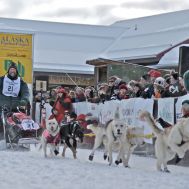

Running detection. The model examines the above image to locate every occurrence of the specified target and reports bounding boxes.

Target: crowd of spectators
[33,69,188,132]
[34,69,187,106]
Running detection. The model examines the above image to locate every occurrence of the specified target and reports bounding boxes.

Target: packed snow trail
[0,146,188,189]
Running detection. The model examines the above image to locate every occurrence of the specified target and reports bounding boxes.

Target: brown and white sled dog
[139,110,189,172]
[41,118,61,158]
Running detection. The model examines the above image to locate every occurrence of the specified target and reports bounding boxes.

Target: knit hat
[182,100,189,106]
[141,74,150,81]
[183,70,189,92]
[85,114,99,125]
[108,75,118,82]
[70,112,77,119]
[163,74,171,80]
[148,70,161,78]
[8,62,18,72]
[97,83,109,90]
[64,110,70,115]
[77,114,86,121]
[154,77,165,88]
[171,72,178,80]
[133,82,142,89]
[163,74,171,84]
[165,77,171,84]
[56,87,66,94]
[7,62,19,79]
[119,84,127,90]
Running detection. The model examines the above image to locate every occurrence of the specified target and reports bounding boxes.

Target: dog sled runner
[0,105,42,149]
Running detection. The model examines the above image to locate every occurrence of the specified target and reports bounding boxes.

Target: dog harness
[112,131,118,141]
[43,130,61,145]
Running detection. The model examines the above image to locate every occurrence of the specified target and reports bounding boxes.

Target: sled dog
[88,118,129,167]
[139,110,189,172]
[41,118,60,158]
[60,121,84,159]
[88,121,144,167]
[116,126,145,165]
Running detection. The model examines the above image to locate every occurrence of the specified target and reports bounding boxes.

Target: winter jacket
[49,95,73,124]
[0,75,30,110]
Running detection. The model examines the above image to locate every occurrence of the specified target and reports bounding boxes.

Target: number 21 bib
[2,76,21,97]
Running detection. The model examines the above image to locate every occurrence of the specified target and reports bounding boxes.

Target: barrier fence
[35,94,189,144]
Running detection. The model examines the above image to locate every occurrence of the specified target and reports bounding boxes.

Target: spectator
[75,87,86,102]
[49,107,64,125]
[169,72,184,97]
[97,83,111,103]
[178,76,187,95]
[132,82,145,98]
[64,87,70,94]
[153,77,167,98]
[127,80,137,98]
[49,88,57,106]
[140,74,153,98]
[144,70,161,98]
[68,90,77,103]
[77,114,87,129]
[183,70,189,93]
[49,87,72,124]
[148,69,161,82]
[84,86,95,102]
[116,84,129,100]
[108,75,126,98]
[140,74,151,88]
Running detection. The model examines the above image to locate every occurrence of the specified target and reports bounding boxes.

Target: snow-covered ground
[0,144,189,189]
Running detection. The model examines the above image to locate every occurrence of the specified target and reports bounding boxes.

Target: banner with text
[176,94,189,120]
[0,33,33,84]
[158,98,175,125]
[35,95,189,144]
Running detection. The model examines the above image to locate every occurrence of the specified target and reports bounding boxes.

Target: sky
[0,0,189,25]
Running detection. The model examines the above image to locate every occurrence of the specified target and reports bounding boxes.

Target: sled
[0,105,42,150]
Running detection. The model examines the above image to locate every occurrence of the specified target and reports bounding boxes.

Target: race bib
[21,119,40,130]
[2,76,21,97]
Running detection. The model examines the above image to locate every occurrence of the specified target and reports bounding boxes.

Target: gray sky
[0,0,189,25]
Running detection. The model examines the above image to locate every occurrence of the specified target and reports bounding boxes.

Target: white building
[0,9,189,88]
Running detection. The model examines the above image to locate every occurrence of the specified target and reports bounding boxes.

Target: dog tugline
[60,111,84,159]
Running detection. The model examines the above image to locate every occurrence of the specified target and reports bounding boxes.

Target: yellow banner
[0,33,33,83]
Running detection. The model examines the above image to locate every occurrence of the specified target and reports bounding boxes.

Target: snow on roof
[0,9,189,73]
[105,9,189,60]
[0,17,126,74]
[103,28,189,60]
[112,9,189,34]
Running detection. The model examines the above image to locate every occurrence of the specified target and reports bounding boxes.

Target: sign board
[0,33,33,84]
[36,80,47,92]
[49,74,94,86]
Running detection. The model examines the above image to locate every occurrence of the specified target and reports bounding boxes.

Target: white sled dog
[87,119,128,167]
[139,110,189,172]
[87,108,143,167]
[41,118,61,158]
[88,121,144,167]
